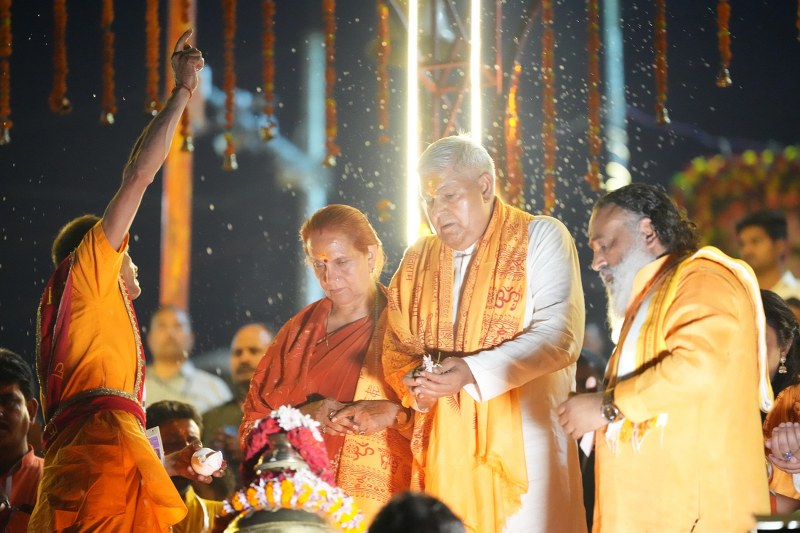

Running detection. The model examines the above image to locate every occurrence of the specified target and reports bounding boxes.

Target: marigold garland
[323,0,340,167]
[504,61,523,208]
[260,0,276,141]
[100,0,116,125]
[716,0,732,88]
[585,0,603,190]
[541,0,556,214]
[49,0,71,114]
[222,0,237,169]
[0,0,12,145]
[144,0,161,115]
[376,0,390,145]
[654,0,670,124]
[179,0,194,152]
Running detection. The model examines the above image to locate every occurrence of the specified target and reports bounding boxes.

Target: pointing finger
[174,28,193,55]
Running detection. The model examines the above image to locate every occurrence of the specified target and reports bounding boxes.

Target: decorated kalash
[214,406,366,533]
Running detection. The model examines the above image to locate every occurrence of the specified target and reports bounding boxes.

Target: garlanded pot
[217,406,365,533]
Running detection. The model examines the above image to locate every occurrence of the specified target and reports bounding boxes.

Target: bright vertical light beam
[406,0,420,245]
[470,0,482,142]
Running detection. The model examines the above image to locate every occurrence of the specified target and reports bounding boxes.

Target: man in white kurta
[384,134,586,533]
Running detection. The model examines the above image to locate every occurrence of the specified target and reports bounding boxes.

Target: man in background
[201,323,273,498]
[145,306,232,414]
[147,400,223,533]
[0,349,42,533]
[737,210,800,300]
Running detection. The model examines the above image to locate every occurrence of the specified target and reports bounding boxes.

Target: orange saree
[241,286,411,520]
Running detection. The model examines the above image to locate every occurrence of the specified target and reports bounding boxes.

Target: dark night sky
[1,1,798,368]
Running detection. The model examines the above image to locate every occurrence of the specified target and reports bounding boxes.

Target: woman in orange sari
[240,204,412,520]
[761,289,800,513]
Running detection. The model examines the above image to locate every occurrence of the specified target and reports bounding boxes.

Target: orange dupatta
[384,198,530,533]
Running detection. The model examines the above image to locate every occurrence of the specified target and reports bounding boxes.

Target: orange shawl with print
[241,287,411,521]
[384,198,530,533]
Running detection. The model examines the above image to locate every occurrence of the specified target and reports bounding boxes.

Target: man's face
[0,383,36,452]
[230,325,272,386]
[159,417,201,491]
[589,205,657,321]
[147,309,193,363]
[737,225,782,276]
[419,167,494,251]
[121,250,141,300]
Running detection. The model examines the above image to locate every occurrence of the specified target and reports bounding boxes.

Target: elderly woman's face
[306,229,376,307]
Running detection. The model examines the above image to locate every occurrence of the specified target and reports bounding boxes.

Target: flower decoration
[241,405,332,485]
[671,146,800,254]
[221,469,365,533]
[220,405,365,533]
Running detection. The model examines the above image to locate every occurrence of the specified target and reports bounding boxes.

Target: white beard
[601,240,657,342]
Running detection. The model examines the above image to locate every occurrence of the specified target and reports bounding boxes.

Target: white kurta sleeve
[462,216,585,402]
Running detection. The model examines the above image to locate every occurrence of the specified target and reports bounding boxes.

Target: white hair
[418,133,496,182]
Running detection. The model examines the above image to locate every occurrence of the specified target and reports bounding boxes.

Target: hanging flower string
[222,0,238,169]
[376,0,390,145]
[654,0,670,124]
[541,0,557,214]
[323,0,340,167]
[504,61,523,208]
[144,0,161,115]
[0,0,11,145]
[100,0,116,125]
[260,0,276,141]
[716,0,731,87]
[49,0,71,114]
[585,0,603,190]
[178,0,194,151]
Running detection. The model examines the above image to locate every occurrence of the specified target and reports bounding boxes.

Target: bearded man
[558,183,773,532]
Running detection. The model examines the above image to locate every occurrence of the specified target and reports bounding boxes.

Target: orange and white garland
[323,0,339,167]
[179,0,194,152]
[0,0,11,144]
[261,0,276,141]
[585,0,603,190]
[144,0,161,115]
[716,0,732,87]
[653,0,669,124]
[49,0,71,114]
[100,0,116,125]
[541,0,556,214]
[376,0,390,145]
[223,0,237,169]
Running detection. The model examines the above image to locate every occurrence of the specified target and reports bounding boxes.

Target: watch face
[602,403,618,422]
